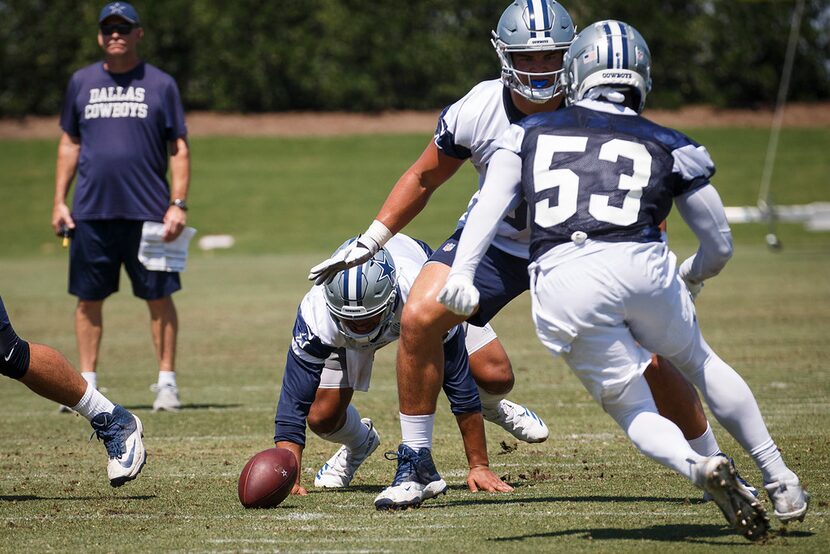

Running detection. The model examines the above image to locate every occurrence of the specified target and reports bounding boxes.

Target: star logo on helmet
[373,251,396,286]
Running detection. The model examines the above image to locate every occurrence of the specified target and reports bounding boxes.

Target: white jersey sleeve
[435,80,532,259]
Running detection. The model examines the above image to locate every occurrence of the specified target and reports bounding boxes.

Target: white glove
[308,221,393,285]
[437,274,479,317]
[308,236,379,285]
[682,277,704,302]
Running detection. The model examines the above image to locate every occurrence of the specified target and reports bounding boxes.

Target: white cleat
[151,384,181,412]
[483,399,549,443]
[765,476,810,523]
[315,418,381,488]
[697,456,769,542]
[90,405,147,487]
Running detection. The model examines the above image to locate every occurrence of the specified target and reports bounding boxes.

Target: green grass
[0,129,828,552]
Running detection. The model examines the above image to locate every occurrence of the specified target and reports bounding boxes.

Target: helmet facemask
[491,1,576,104]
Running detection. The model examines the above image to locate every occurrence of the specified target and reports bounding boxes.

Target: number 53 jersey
[499,100,716,262]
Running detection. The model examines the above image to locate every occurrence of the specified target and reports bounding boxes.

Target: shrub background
[1,0,829,116]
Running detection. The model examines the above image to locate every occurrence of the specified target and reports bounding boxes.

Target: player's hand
[51,202,75,235]
[466,466,513,493]
[682,277,704,301]
[163,204,187,242]
[308,236,379,285]
[437,274,479,316]
[291,483,308,496]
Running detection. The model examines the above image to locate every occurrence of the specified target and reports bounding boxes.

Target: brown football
[238,447,298,508]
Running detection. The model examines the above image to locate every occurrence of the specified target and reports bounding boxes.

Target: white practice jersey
[435,79,535,258]
[290,234,462,390]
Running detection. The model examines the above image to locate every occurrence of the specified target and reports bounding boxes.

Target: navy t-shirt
[60,61,187,221]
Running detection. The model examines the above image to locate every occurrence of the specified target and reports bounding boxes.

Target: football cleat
[697,456,769,541]
[482,399,549,443]
[764,476,810,523]
[151,383,181,412]
[374,444,448,510]
[703,454,758,501]
[90,405,146,487]
[315,418,381,488]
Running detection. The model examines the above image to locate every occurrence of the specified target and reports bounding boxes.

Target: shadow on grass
[435,490,707,506]
[485,524,815,545]
[121,403,242,411]
[0,494,156,502]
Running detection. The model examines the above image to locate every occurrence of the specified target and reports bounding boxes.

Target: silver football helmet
[491,0,576,104]
[564,20,652,112]
[323,240,399,345]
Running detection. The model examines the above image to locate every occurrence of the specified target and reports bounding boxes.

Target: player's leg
[310,361,379,488]
[123,220,183,412]
[75,299,103,376]
[628,265,809,523]
[466,324,548,443]
[1,297,145,487]
[529,261,768,541]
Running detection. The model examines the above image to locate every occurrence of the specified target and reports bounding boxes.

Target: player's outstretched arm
[308,141,464,284]
[275,440,307,495]
[455,412,513,493]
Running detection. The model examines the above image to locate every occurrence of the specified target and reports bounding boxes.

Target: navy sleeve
[273,309,335,445]
[59,74,80,137]
[273,349,324,446]
[441,327,481,415]
[163,78,187,141]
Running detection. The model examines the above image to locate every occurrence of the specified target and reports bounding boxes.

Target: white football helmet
[323,240,399,346]
[564,20,652,112]
[491,0,576,103]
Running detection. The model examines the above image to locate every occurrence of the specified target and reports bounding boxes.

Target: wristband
[361,220,393,249]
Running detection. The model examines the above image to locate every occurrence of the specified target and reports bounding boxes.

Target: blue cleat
[374,444,448,510]
[91,405,146,487]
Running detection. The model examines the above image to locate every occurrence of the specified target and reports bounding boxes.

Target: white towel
[138,221,197,272]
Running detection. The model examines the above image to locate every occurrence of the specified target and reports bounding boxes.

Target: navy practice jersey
[60,62,187,221]
[501,101,715,262]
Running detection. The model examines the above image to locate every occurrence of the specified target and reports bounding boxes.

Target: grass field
[0,128,828,552]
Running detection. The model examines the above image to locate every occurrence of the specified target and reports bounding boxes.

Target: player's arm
[375,141,466,235]
[439,148,523,316]
[308,141,465,285]
[163,136,190,241]
[274,315,332,494]
[52,132,80,234]
[441,327,512,493]
[275,440,307,495]
[674,183,733,295]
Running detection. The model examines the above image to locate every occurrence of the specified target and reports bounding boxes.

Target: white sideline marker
[198,234,235,250]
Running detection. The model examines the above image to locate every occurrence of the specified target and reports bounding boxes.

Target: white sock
[687,423,721,457]
[72,382,116,421]
[400,413,434,450]
[158,371,177,388]
[604,376,705,484]
[317,405,370,450]
[749,438,794,483]
[478,387,506,415]
[81,371,97,390]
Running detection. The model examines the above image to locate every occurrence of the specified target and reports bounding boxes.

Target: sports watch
[171,198,188,211]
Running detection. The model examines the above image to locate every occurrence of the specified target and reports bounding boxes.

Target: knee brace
[1,319,30,379]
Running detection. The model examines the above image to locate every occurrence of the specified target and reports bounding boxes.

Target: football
[238,447,298,508]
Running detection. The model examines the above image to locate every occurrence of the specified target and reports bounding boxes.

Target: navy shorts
[428,228,529,326]
[69,220,181,301]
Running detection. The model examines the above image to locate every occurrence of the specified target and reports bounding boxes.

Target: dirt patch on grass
[2,103,828,140]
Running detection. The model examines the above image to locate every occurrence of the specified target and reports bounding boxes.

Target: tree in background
[0,0,827,116]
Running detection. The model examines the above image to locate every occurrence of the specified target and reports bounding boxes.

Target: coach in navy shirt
[51,2,190,413]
